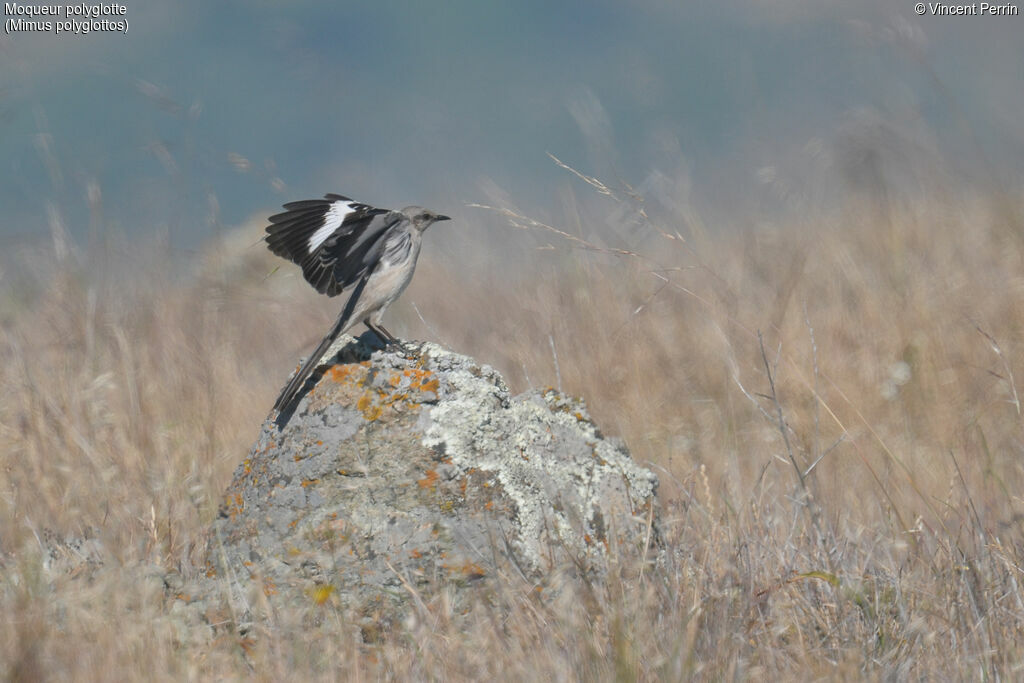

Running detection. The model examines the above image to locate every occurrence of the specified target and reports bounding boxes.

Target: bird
[265,193,449,413]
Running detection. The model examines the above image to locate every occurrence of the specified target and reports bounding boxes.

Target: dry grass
[3,173,1024,679]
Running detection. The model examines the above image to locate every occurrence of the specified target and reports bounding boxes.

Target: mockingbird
[265,193,449,413]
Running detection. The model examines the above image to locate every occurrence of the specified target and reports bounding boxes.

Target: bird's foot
[387,339,421,359]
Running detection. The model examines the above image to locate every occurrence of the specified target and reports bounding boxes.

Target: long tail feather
[273,276,369,412]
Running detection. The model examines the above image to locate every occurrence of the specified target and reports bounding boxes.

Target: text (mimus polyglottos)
[265,193,449,413]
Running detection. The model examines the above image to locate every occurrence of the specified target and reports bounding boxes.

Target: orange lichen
[327,364,361,384]
[418,470,439,489]
[333,367,439,421]
[309,584,334,606]
[392,367,437,393]
[441,561,486,579]
[461,562,486,578]
[409,548,422,559]
[356,393,384,421]
[223,493,244,520]
[301,479,319,488]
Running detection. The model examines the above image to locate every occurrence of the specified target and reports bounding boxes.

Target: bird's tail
[273,276,368,413]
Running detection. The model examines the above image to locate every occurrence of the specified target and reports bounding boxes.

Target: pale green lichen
[420,345,656,572]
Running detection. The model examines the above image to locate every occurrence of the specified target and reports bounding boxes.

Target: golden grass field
[3,173,1024,679]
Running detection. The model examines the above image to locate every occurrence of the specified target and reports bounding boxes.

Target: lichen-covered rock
[206,336,658,633]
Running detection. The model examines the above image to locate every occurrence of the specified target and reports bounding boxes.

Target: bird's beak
[435,214,451,222]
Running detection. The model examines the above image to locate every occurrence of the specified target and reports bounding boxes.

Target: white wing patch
[307,201,356,252]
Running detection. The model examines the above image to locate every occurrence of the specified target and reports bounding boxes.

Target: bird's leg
[365,321,396,345]
[367,322,416,357]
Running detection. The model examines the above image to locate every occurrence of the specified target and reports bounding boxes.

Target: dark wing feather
[265,194,393,297]
[312,212,402,295]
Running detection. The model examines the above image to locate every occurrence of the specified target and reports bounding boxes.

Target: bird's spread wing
[265,194,399,297]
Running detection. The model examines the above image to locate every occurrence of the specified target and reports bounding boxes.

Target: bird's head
[402,206,451,231]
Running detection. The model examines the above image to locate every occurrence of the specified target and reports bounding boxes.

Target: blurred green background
[1,0,1021,249]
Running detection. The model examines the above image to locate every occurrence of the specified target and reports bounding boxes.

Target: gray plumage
[266,194,449,412]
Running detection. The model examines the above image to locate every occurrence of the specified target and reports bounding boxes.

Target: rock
[206,336,659,633]
[38,527,107,579]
